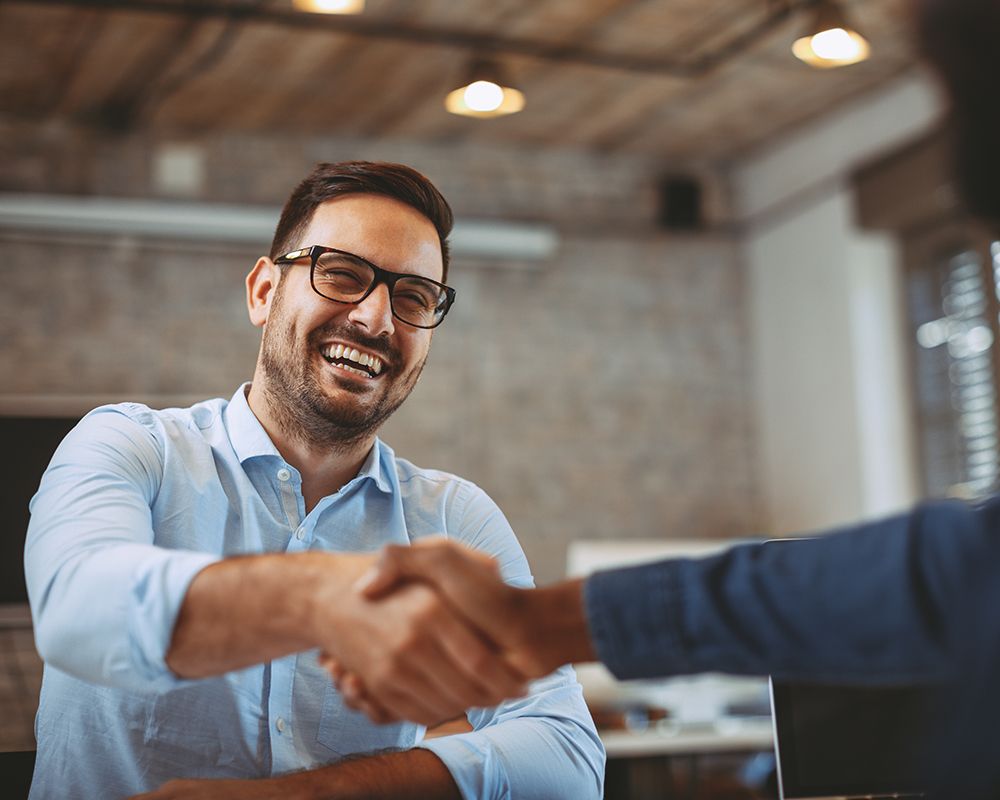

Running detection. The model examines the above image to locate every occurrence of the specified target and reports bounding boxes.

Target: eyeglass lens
[313,251,448,328]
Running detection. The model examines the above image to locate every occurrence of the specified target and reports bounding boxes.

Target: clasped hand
[320,539,561,726]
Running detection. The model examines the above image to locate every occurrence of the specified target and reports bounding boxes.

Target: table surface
[600,715,774,759]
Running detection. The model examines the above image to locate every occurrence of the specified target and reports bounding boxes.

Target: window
[904,225,1000,499]
[855,127,1000,501]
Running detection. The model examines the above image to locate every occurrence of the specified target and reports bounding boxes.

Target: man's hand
[325,539,596,722]
[311,557,529,726]
[166,551,527,728]
[355,540,550,677]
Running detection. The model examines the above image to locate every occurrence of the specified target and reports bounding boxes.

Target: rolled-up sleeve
[24,407,218,693]
[419,667,605,800]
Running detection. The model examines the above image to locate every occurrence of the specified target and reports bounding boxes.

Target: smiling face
[246,193,443,454]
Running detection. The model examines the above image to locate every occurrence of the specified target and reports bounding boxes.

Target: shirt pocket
[317,686,419,757]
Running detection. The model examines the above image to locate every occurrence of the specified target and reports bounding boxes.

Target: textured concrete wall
[1,119,758,583]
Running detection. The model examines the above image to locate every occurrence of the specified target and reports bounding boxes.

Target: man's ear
[247,257,279,328]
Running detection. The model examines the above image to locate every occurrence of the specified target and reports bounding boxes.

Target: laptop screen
[770,680,932,799]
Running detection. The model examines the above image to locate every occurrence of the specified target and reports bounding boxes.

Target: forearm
[277,749,461,800]
[586,500,992,682]
[132,750,461,800]
[167,551,371,679]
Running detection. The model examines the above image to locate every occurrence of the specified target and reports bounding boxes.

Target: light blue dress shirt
[24,385,604,800]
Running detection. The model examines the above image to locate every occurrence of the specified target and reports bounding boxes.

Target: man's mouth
[321,343,384,378]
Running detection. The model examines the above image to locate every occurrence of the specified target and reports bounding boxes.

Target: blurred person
[23,161,604,800]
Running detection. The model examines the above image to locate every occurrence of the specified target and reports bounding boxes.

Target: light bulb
[463,81,504,113]
[292,0,364,14]
[809,27,861,60]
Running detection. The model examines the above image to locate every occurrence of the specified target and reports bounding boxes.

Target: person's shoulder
[386,451,497,513]
[391,452,513,532]
[391,453,478,492]
[161,396,229,431]
[81,395,230,444]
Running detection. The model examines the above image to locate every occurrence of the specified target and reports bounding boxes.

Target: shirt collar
[225,382,394,494]
[356,440,394,494]
[225,383,281,464]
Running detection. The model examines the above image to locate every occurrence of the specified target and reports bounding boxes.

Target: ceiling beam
[13,0,819,78]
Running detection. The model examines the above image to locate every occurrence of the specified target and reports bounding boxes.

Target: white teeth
[322,344,383,377]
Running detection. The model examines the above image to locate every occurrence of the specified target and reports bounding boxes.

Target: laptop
[769,679,931,800]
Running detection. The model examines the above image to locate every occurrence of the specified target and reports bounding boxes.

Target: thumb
[361,541,511,630]
[353,547,407,598]
[356,539,501,604]
[355,538,467,598]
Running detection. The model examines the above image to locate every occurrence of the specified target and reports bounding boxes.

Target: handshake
[317,539,596,727]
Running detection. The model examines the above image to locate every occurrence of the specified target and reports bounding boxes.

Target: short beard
[257,279,425,455]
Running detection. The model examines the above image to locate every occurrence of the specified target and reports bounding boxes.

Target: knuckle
[467,648,497,676]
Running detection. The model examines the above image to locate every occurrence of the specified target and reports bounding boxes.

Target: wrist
[517,578,596,675]
[295,552,377,656]
[300,551,377,651]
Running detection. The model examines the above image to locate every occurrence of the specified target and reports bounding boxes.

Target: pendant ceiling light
[292,0,364,14]
[445,60,524,118]
[792,0,870,68]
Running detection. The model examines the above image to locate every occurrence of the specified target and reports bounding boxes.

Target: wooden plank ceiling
[1,0,919,162]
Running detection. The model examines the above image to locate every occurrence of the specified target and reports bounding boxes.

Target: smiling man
[24,162,604,800]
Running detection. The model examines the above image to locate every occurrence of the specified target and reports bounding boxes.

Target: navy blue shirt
[584,495,1000,797]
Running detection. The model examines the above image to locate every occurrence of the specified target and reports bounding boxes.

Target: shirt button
[277,468,291,482]
[276,717,286,732]
[296,528,306,540]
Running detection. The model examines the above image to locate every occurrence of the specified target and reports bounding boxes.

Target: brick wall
[1,118,758,583]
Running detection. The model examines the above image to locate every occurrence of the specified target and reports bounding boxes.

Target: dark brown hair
[270,161,454,280]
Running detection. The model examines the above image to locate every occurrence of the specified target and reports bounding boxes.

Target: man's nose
[347,281,395,336]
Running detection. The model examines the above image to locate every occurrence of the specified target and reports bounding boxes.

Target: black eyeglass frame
[274,245,457,330]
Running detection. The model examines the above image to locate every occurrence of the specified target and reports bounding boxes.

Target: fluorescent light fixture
[0,193,559,261]
[0,194,278,243]
[792,0,870,68]
[448,218,558,260]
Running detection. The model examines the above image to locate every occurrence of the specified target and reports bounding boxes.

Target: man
[24,161,604,800]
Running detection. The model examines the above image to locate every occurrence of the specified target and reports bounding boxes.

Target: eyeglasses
[275,245,456,330]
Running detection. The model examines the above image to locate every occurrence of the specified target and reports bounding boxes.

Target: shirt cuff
[417,732,510,800]
[584,560,688,681]
[126,550,222,692]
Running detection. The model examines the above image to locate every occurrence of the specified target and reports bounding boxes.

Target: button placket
[268,657,298,771]
[275,465,302,532]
